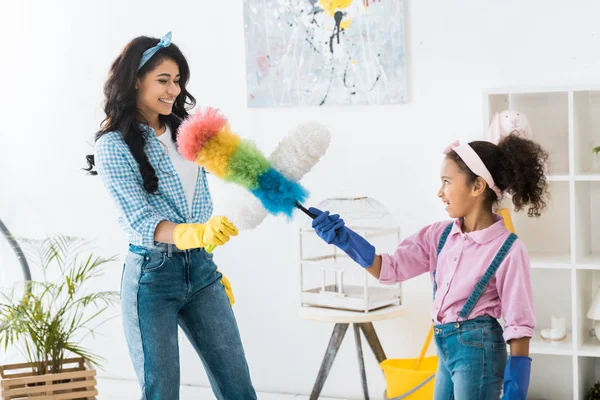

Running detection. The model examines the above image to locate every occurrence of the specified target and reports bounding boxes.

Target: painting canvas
[243,0,406,107]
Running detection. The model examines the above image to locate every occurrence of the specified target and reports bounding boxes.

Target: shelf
[511,182,571,257]
[484,85,600,95]
[511,92,570,175]
[573,91,600,175]
[486,91,570,175]
[574,269,600,373]
[578,337,600,357]
[575,255,600,270]
[529,330,573,356]
[541,174,600,181]
[531,269,572,350]
[547,174,571,181]
[578,356,600,398]
[574,182,600,264]
[575,173,600,181]
[529,251,572,269]
[485,86,600,400]
[529,354,574,400]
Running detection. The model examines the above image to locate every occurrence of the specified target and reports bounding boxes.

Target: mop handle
[415,324,434,370]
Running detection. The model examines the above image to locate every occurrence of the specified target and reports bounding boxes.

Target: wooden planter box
[0,358,97,400]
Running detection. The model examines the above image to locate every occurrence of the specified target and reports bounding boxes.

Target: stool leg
[353,324,369,400]
[310,323,349,400]
[359,322,387,364]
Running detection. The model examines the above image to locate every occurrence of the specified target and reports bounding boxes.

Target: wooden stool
[300,305,407,400]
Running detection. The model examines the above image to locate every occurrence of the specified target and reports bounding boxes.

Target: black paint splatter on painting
[319,65,336,106]
[277,0,386,105]
[343,62,357,96]
[329,11,345,55]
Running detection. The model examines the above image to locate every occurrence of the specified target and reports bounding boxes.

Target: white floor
[97,378,345,400]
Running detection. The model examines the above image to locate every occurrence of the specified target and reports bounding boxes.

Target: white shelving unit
[484,87,600,399]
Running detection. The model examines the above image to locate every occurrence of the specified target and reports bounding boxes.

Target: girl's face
[437,157,485,218]
[136,58,181,121]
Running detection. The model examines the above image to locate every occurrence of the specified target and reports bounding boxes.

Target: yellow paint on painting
[352,60,357,65]
[340,18,352,30]
[319,0,353,17]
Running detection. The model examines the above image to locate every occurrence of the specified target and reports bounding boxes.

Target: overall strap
[457,233,518,319]
[433,223,453,299]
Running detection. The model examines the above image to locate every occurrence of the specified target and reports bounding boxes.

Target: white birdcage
[299,197,402,312]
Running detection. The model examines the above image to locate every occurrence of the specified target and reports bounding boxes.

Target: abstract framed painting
[243,0,406,107]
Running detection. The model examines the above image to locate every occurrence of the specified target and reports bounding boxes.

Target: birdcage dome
[303,197,397,231]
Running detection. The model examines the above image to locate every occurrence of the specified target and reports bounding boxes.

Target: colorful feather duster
[218,121,331,230]
[177,107,311,217]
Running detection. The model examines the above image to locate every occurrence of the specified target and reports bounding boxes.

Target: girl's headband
[443,140,503,201]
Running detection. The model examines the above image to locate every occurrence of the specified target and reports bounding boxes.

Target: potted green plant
[587,381,600,400]
[0,235,119,399]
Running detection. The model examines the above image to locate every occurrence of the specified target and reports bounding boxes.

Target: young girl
[85,32,256,399]
[310,134,548,399]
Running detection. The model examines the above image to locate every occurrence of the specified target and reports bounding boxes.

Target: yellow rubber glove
[218,271,235,306]
[173,216,239,250]
[498,208,516,234]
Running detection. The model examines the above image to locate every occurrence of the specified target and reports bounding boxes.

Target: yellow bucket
[380,325,437,399]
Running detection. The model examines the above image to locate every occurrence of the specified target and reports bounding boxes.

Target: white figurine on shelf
[488,109,533,144]
[488,109,548,175]
[540,316,567,342]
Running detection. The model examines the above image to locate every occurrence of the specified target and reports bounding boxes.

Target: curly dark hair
[83,35,196,194]
[446,134,549,217]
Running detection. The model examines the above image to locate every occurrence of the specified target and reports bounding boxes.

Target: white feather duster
[220,122,331,230]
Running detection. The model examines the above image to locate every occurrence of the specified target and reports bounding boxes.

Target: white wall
[1,0,598,398]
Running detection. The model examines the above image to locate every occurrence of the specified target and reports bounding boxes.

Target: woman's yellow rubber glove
[173,216,239,250]
[219,271,235,306]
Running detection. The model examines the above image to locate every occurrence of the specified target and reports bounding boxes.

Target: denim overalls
[432,223,517,400]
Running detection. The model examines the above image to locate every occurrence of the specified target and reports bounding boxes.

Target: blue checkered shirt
[95,126,213,247]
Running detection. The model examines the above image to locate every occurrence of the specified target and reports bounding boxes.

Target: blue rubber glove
[502,356,531,400]
[310,209,345,244]
[310,207,376,268]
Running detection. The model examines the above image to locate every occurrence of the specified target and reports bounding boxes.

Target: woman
[86,32,256,400]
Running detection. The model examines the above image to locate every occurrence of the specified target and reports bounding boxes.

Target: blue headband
[138,32,172,70]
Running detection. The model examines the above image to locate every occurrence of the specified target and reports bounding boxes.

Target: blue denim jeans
[121,243,257,400]
[433,316,507,400]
